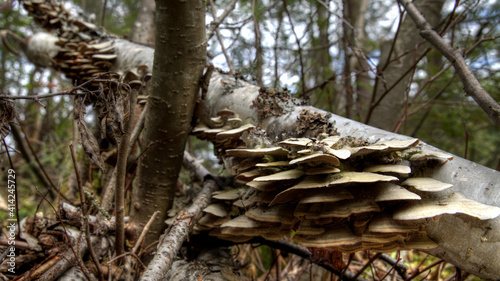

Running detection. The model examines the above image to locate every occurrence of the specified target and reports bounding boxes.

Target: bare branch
[115,90,138,261]
[70,143,104,281]
[206,0,238,40]
[140,179,218,280]
[209,0,235,75]
[251,237,369,281]
[398,0,500,126]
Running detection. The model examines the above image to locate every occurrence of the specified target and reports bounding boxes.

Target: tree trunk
[131,0,156,46]
[366,0,445,130]
[343,0,371,121]
[129,0,206,250]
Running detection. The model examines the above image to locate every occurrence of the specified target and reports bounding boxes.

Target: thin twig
[115,89,138,261]
[379,252,408,280]
[128,104,147,152]
[1,137,21,240]
[0,75,117,101]
[282,0,307,98]
[33,186,93,281]
[133,210,160,254]
[70,143,104,281]
[398,0,500,126]
[251,238,369,281]
[206,0,238,40]
[210,0,234,75]
[15,118,73,203]
[354,252,382,280]
[405,259,444,281]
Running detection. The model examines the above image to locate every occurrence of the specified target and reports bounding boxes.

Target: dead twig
[140,179,218,280]
[28,187,93,281]
[70,142,104,281]
[115,89,138,261]
[251,237,369,281]
[206,0,238,40]
[398,0,500,126]
[379,252,408,280]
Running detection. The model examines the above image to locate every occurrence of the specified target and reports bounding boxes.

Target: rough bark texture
[130,0,206,249]
[367,0,445,130]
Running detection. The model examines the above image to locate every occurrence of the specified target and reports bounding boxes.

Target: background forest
[0,0,499,280]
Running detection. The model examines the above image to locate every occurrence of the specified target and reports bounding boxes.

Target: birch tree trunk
[129,0,206,249]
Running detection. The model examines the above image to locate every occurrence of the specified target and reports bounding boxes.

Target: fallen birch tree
[1,0,500,280]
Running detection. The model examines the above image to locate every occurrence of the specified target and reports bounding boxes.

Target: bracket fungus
[401,177,453,192]
[191,130,500,253]
[394,193,500,220]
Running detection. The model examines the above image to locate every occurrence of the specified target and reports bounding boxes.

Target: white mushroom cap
[377,138,419,149]
[394,192,500,220]
[289,153,340,166]
[306,166,341,175]
[279,138,313,147]
[364,165,411,175]
[410,150,454,161]
[371,182,421,202]
[227,147,289,157]
[212,188,244,200]
[369,213,420,233]
[246,204,296,224]
[253,168,305,182]
[203,204,228,218]
[298,187,353,204]
[328,172,398,186]
[402,177,453,192]
[313,199,380,219]
[255,161,291,167]
[294,225,360,247]
[216,124,255,139]
[220,215,260,228]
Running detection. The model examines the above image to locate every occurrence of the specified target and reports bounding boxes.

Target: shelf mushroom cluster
[193,109,256,157]
[196,132,500,252]
[22,0,127,87]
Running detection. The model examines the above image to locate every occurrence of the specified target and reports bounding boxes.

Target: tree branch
[115,89,138,261]
[140,179,218,280]
[251,237,369,281]
[398,0,500,126]
[206,0,238,40]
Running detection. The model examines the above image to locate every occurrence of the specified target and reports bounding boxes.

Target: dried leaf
[0,101,15,140]
[74,97,106,171]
